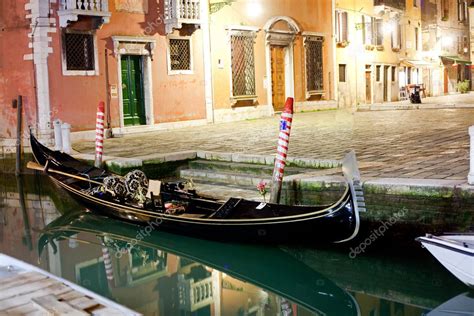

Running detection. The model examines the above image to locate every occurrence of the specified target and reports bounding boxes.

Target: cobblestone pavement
[74,108,474,180]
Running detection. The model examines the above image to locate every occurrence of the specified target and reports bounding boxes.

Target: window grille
[64,32,95,71]
[335,11,348,43]
[305,36,324,93]
[169,38,191,71]
[230,32,256,97]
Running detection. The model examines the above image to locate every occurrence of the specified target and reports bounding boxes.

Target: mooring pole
[95,101,106,168]
[15,95,23,176]
[469,126,474,185]
[269,97,294,204]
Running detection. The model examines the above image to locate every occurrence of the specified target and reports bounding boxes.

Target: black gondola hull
[30,133,361,243]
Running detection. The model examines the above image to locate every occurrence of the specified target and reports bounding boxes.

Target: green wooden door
[121,55,146,126]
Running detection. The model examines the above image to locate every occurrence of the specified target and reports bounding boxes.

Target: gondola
[29,133,365,243]
[38,211,361,315]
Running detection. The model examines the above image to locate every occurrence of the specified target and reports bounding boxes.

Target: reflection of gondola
[39,211,360,315]
[30,133,365,243]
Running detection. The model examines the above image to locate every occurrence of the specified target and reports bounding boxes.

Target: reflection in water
[39,211,359,315]
[0,171,472,315]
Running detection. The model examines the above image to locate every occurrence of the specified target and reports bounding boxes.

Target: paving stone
[73,108,474,180]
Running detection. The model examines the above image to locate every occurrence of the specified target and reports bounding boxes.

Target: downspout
[331,0,338,107]
[202,0,214,123]
[28,0,53,142]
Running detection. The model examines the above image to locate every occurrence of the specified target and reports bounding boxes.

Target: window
[339,64,346,82]
[62,31,97,75]
[415,27,419,51]
[391,66,396,82]
[413,0,417,7]
[458,0,467,22]
[335,11,348,43]
[407,67,412,84]
[441,0,449,20]
[305,35,324,94]
[168,37,192,74]
[391,21,401,50]
[376,65,381,82]
[463,36,469,54]
[362,15,374,45]
[230,31,256,98]
[375,18,383,46]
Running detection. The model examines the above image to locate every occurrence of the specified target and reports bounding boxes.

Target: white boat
[427,292,474,316]
[417,234,474,288]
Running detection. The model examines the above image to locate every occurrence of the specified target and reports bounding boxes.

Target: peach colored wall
[46,1,207,132]
[209,0,334,110]
[0,0,37,140]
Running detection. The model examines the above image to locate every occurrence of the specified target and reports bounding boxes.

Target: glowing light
[383,23,395,35]
[441,36,453,47]
[247,1,262,18]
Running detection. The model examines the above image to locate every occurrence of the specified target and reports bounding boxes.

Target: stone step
[180,169,270,187]
[188,160,305,177]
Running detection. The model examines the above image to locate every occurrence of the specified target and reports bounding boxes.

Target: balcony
[164,0,202,34]
[58,0,111,28]
[178,274,214,312]
[373,0,405,15]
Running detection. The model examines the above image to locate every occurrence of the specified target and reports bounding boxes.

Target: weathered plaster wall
[47,1,206,132]
[0,0,37,146]
[209,0,335,113]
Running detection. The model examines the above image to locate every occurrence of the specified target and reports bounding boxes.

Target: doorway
[121,55,146,126]
[444,68,449,94]
[271,46,286,111]
[365,70,372,104]
[383,66,389,102]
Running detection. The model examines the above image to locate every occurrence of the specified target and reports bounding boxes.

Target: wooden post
[269,97,294,204]
[15,95,23,176]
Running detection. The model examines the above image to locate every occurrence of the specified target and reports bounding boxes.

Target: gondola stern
[334,151,365,243]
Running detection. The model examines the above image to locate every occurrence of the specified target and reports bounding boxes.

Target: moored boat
[417,234,474,288]
[29,133,365,243]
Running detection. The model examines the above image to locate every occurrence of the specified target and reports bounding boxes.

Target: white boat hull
[417,234,474,289]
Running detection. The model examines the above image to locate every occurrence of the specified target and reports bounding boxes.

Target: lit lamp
[383,22,395,35]
[247,0,262,18]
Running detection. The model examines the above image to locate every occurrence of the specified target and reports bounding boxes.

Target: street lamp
[247,0,262,18]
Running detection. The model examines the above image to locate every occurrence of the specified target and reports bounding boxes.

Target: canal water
[0,169,472,316]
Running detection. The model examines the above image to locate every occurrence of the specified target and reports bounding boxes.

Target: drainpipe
[331,0,338,107]
[29,1,53,142]
[201,0,214,123]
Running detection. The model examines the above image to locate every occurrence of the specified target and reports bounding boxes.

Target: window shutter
[341,12,348,42]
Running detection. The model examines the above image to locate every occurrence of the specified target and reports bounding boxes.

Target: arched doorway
[264,16,300,111]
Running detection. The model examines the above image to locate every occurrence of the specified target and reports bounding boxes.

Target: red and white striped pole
[94,101,105,168]
[102,246,115,285]
[270,97,294,204]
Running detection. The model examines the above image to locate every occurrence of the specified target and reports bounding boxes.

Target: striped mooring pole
[101,246,115,286]
[269,97,294,204]
[94,102,105,168]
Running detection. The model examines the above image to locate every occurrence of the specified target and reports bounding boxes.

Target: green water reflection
[0,171,471,316]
